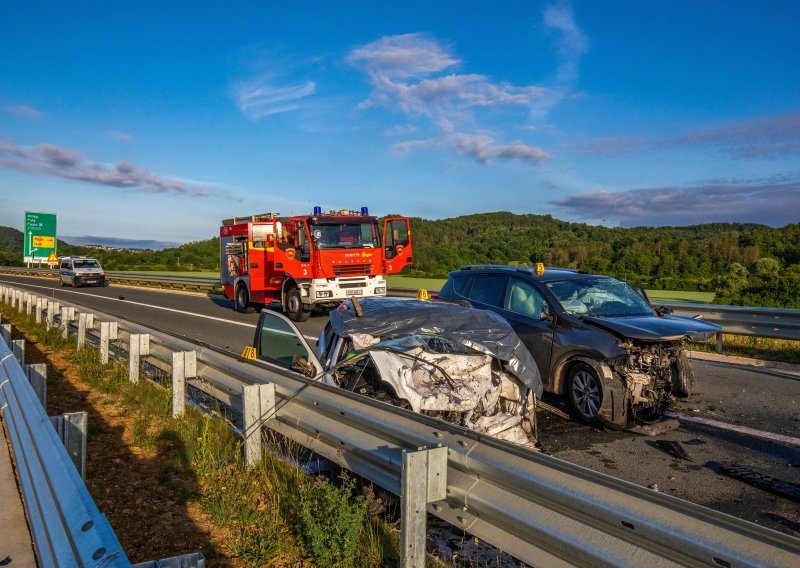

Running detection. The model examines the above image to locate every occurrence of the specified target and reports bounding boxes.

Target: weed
[297,475,369,568]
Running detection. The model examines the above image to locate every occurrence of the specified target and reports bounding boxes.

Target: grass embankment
[689,334,800,365]
[0,302,398,567]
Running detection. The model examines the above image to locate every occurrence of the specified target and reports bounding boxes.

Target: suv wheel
[671,351,693,398]
[567,362,603,423]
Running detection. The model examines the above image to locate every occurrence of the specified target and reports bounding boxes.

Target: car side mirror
[540,305,555,323]
[655,305,672,316]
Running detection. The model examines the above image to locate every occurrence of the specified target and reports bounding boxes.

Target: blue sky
[2,1,799,248]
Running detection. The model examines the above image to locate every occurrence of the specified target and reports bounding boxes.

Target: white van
[59,256,108,287]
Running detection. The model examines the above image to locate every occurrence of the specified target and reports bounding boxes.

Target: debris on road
[720,463,800,503]
[628,418,680,436]
[653,440,691,461]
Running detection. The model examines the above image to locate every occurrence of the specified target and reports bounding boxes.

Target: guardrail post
[242,383,276,466]
[171,351,196,418]
[25,293,33,315]
[77,313,87,350]
[15,290,22,310]
[26,363,47,407]
[61,306,75,339]
[46,301,60,330]
[12,339,25,366]
[400,446,448,568]
[99,321,118,364]
[35,297,43,323]
[50,411,88,480]
[128,333,150,383]
[1,323,11,344]
[716,331,723,353]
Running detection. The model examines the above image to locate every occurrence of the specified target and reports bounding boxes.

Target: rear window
[468,274,508,307]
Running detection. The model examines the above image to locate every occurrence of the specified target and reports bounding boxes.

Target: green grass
[115,270,219,278]
[386,275,446,290]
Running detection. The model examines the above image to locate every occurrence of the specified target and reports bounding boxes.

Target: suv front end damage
[608,340,684,422]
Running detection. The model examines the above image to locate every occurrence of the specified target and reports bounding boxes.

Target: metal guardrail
[0,328,129,565]
[2,284,799,567]
[2,266,799,342]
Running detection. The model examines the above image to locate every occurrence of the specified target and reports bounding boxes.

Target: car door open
[253,311,324,377]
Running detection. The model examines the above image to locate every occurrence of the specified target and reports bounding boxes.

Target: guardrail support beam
[129,333,150,383]
[50,411,88,480]
[26,363,47,408]
[12,339,25,366]
[400,446,448,568]
[99,321,118,364]
[171,351,196,418]
[242,383,276,466]
[77,312,87,350]
[35,297,43,323]
[716,331,723,353]
[61,306,75,339]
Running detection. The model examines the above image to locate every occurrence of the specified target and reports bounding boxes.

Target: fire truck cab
[220,207,412,321]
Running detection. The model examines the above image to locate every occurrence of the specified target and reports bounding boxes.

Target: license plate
[345,289,363,296]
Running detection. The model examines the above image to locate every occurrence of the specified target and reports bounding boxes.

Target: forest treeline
[1,212,799,307]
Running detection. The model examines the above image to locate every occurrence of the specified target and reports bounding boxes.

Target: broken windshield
[546,277,653,317]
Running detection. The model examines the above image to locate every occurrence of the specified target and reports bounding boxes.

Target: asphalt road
[2,274,798,538]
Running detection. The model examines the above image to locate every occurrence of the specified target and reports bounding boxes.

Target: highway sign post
[23,211,58,266]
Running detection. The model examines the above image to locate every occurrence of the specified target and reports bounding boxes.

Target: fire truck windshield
[311,222,380,249]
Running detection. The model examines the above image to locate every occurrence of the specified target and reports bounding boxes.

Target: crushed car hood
[582,314,721,342]
[329,298,543,396]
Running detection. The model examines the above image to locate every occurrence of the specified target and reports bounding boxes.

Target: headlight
[375,287,386,294]
[316,291,333,298]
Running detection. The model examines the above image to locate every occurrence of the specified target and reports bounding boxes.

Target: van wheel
[671,352,693,398]
[235,284,255,313]
[71,277,79,288]
[286,288,310,322]
[567,362,603,424]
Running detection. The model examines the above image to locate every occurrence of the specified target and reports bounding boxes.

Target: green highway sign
[23,211,58,263]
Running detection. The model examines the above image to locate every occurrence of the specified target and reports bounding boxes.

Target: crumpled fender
[567,356,629,427]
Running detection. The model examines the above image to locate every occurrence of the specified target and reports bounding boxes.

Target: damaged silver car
[246,298,544,448]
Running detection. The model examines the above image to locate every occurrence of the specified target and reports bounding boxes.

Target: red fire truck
[220,207,412,321]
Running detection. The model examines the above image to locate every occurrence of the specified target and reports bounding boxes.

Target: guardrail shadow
[18,332,227,565]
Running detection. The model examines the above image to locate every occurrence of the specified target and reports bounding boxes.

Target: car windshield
[74,260,101,269]
[311,222,380,249]
[545,277,653,317]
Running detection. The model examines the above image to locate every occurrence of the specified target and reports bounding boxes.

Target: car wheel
[235,284,255,313]
[567,362,603,423]
[71,277,79,288]
[671,351,693,398]
[60,278,67,287]
[285,288,310,322]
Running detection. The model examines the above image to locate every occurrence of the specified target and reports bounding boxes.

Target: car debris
[652,440,691,461]
[720,463,800,503]
[246,298,544,449]
[627,418,681,436]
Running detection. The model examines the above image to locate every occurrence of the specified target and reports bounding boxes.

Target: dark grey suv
[438,265,721,427]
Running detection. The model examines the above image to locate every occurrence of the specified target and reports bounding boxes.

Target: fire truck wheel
[235,284,255,314]
[286,288,311,322]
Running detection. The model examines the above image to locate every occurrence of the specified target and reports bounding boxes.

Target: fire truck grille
[334,264,372,277]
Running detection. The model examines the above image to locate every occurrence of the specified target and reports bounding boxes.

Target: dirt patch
[16,328,241,566]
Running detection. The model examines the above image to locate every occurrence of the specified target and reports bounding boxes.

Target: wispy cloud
[394,131,549,165]
[109,130,135,142]
[551,174,800,227]
[348,3,586,167]
[579,114,800,160]
[4,104,45,120]
[0,139,209,196]
[233,76,316,120]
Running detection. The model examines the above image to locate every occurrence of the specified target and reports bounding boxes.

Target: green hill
[2,213,799,305]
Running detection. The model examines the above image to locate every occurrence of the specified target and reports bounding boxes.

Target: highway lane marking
[0,278,320,341]
[666,411,800,448]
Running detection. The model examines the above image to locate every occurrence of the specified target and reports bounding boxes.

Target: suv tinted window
[468,274,508,307]
[506,278,548,318]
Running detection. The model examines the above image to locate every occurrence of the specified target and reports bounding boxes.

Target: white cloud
[394,131,549,165]
[3,104,45,120]
[233,77,316,121]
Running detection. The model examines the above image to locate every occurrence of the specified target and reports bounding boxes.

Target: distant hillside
[1,213,799,302]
